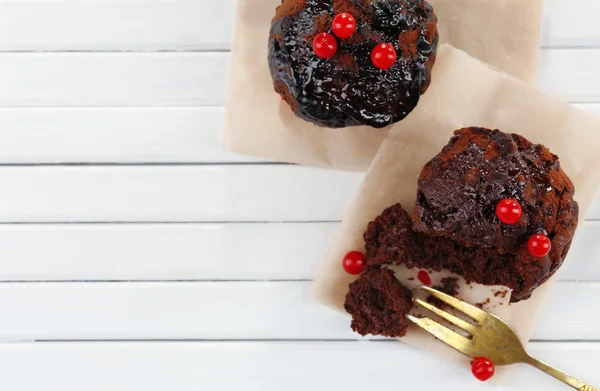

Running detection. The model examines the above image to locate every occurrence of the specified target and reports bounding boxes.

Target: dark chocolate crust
[269,0,438,128]
[363,128,578,302]
[344,267,413,337]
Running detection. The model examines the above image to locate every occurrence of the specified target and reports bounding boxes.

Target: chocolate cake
[269,0,438,128]
[413,127,578,257]
[363,128,578,302]
[344,267,413,337]
[344,128,577,337]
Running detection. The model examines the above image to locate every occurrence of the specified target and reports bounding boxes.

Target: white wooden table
[0,1,598,389]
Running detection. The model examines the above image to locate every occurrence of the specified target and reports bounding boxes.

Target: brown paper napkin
[223,0,543,170]
[312,44,600,383]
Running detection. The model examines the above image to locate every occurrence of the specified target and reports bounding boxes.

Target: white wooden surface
[0,0,598,389]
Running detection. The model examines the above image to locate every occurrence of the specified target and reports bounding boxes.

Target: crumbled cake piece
[344,268,413,337]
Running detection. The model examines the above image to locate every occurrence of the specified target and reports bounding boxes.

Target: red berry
[332,13,357,39]
[371,43,397,70]
[343,251,366,275]
[313,33,338,59]
[417,270,432,286]
[496,198,523,225]
[471,357,495,381]
[528,234,551,257]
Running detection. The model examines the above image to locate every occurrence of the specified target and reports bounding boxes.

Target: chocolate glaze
[269,0,438,128]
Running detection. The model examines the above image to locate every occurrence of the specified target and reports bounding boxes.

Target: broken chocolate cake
[344,127,578,337]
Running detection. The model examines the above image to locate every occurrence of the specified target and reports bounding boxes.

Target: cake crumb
[494,289,508,299]
[344,268,414,338]
[475,298,491,309]
[427,277,459,307]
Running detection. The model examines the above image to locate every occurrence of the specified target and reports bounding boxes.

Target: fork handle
[526,356,597,391]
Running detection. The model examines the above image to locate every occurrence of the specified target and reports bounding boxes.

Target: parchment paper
[222,0,543,170]
[312,45,600,383]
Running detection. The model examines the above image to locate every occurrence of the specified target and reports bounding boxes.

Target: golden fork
[407,285,597,391]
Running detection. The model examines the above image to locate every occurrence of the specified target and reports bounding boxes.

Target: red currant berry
[313,33,338,59]
[496,199,523,225]
[471,357,495,381]
[343,251,366,275]
[371,43,397,70]
[332,13,357,39]
[417,270,432,286]
[528,234,551,257]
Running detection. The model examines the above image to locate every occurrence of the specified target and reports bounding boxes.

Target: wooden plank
[0,103,597,164]
[0,165,364,222]
[0,165,597,222]
[537,48,600,102]
[0,222,336,281]
[0,107,265,164]
[0,1,236,52]
[0,281,595,341]
[0,341,596,390]
[0,0,597,51]
[563,220,600,280]
[0,49,598,107]
[0,221,597,281]
[0,52,227,107]
[573,102,600,117]
[542,0,600,48]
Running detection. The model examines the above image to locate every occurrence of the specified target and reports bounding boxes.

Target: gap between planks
[0,0,597,52]
[6,339,599,344]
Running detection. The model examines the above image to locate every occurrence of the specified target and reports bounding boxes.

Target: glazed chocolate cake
[344,267,413,337]
[269,0,438,128]
[362,128,578,302]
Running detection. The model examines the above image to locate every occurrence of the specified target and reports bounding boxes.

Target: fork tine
[406,315,472,356]
[419,285,487,322]
[414,298,477,334]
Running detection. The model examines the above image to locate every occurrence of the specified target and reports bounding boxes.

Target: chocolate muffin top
[269,0,438,128]
[412,127,578,256]
[344,267,414,337]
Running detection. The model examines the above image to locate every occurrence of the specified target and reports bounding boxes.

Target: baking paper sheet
[222,0,543,170]
[312,45,600,383]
